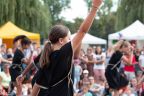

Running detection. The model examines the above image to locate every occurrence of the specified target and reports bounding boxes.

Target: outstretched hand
[92,0,102,8]
[16,75,24,85]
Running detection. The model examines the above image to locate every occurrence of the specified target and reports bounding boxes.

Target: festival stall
[0,21,40,48]
[71,33,106,51]
[108,20,144,48]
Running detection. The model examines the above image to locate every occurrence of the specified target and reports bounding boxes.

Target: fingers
[16,78,20,85]
[16,76,24,86]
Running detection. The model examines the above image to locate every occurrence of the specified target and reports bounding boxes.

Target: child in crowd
[74,59,83,92]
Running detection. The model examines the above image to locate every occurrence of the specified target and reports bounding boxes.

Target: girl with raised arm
[32,0,102,96]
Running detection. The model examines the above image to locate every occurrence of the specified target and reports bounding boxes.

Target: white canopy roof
[109,20,144,40]
[71,33,106,44]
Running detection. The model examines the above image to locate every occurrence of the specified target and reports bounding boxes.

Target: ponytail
[39,42,53,68]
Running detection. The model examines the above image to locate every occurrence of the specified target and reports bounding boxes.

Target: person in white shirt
[139,51,144,71]
[0,64,11,92]
[0,47,12,71]
[93,46,105,83]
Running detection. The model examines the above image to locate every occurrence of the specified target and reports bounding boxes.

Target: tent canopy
[71,33,106,44]
[0,21,40,48]
[109,20,144,40]
[0,21,40,39]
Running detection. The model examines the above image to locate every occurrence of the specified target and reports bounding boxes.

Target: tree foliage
[43,0,70,25]
[83,0,114,39]
[0,0,71,39]
[116,0,144,31]
[0,0,56,40]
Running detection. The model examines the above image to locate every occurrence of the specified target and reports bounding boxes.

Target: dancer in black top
[9,36,32,95]
[13,35,27,53]
[105,40,133,96]
[17,53,41,84]
[31,0,102,96]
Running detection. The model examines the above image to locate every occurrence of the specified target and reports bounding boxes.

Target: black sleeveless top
[105,51,129,89]
[108,51,123,68]
[12,49,24,65]
[36,42,73,96]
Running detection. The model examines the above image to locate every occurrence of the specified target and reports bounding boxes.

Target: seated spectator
[0,76,7,95]
[76,82,94,96]
[103,82,112,96]
[0,47,12,71]
[89,76,101,95]
[0,64,11,92]
[79,70,89,89]
[130,78,138,95]
[74,59,83,92]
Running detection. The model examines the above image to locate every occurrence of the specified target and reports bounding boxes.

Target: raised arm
[122,53,133,66]
[74,44,81,59]
[72,0,102,52]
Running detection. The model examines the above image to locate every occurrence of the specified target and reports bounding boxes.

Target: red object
[124,55,136,72]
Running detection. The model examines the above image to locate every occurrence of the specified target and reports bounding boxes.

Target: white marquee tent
[108,20,144,48]
[71,33,106,44]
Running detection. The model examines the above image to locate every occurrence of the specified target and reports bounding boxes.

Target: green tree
[63,18,83,34]
[0,0,16,25]
[84,0,115,39]
[84,0,112,13]
[43,0,70,25]
[86,12,116,39]
[116,0,144,31]
[0,0,52,39]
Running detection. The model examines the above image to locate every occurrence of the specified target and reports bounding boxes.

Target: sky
[60,0,118,22]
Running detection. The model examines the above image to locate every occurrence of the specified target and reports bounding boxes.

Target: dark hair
[49,25,69,44]
[21,37,31,46]
[40,25,69,68]
[13,35,27,43]
[95,46,102,54]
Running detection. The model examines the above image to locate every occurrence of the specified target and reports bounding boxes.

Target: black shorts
[31,71,39,87]
[9,66,21,82]
[38,89,49,96]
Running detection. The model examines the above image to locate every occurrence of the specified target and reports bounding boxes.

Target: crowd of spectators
[0,42,144,96]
